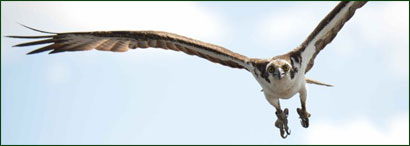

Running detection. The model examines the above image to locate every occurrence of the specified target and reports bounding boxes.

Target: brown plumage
[289,1,367,73]
[7,1,367,139]
[8,29,251,70]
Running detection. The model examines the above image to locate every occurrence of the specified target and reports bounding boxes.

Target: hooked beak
[273,69,284,79]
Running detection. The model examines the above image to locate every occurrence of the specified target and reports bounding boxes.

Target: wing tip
[17,23,57,34]
[6,23,57,39]
[6,35,55,39]
[26,50,46,55]
[26,49,62,55]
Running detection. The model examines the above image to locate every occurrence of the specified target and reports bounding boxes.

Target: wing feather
[95,39,117,51]
[27,43,64,55]
[12,39,55,47]
[10,29,252,70]
[288,1,366,73]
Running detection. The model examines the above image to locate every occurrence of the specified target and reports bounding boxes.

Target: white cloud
[258,2,409,79]
[354,2,409,79]
[57,2,226,62]
[3,1,229,63]
[5,1,225,42]
[381,2,409,37]
[381,2,409,80]
[306,113,409,145]
[257,2,335,52]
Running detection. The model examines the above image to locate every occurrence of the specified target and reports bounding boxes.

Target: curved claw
[297,108,311,128]
[284,108,289,116]
[276,122,290,138]
[284,124,291,135]
[300,117,309,128]
[275,108,291,139]
[279,127,288,138]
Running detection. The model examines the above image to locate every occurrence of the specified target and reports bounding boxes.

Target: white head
[266,59,292,80]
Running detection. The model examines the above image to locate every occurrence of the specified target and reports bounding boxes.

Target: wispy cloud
[3,1,228,63]
[306,113,409,145]
[256,2,335,52]
[381,2,409,80]
[5,1,226,41]
[354,2,409,80]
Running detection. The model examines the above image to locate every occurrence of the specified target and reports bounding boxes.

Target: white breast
[252,69,305,99]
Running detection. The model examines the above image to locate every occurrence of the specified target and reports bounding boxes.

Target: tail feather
[305,78,333,87]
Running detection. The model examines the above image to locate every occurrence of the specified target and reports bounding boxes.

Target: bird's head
[266,59,292,80]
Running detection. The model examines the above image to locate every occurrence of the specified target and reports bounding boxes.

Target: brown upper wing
[288,1,367,73]
[8,27,252,70]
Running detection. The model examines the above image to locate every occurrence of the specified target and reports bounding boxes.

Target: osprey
[8,1,366,138]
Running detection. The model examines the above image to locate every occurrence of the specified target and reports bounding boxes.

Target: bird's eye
[268,66,275,73]
[282,65,289,72]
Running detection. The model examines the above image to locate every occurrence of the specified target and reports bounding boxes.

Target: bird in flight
[8,1,366,138]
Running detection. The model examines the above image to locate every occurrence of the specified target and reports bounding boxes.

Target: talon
[284,124,291,135]
[297,108,310,128]
[278,123,291,138]
[280,128,288,138]
[275,108,291,139]
[284,108,289,115]
[300,117,309,128]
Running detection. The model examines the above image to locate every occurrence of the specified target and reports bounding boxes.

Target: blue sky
[1,1,409,144]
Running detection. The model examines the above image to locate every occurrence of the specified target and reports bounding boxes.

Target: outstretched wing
[288,1,367,73]
[8,25,252,70]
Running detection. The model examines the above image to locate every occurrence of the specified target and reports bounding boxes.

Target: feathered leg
[297,85,311,128]
[265,94,291,138]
